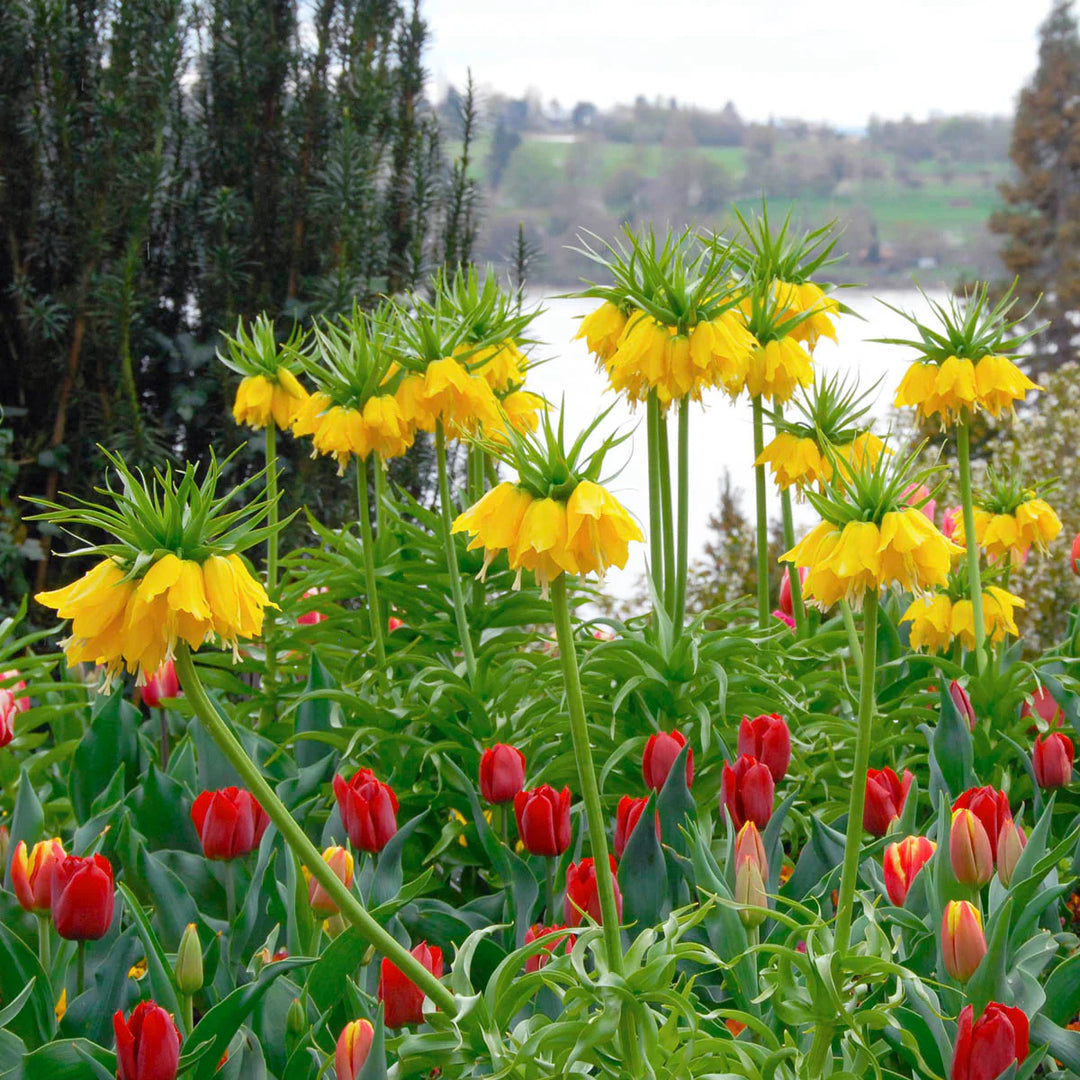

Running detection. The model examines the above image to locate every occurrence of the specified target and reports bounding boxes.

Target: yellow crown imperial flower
[421,357,503,436]
[459,340,529,392]
[452,482,535,580]
[902,585,1025,653]
[744,337,814,403]
[307,395,413,476]
[576,301,630,363]
[489,390,547,448]
[901,593,955,652]
[952,498,1062,562]
[774,280,840,351]
[232,369,309,431]
[219,315,310,431]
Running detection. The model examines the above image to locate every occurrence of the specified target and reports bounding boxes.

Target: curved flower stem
[657,410,676,616]
[174,645,456,1015]
[356,457,386,667]
[549,576,623,970]
[646,393,664,605]
[834,589,878,956]
[956,417,987,674]
[673,396,690,639]
[262,422,279,726]
[435,423,477,683]
[751,397,770,628]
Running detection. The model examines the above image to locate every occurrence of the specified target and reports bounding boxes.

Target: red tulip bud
[479,744,526,804]
[114,1000,181,1080]
[942,900,986,982]
[883,835,936,907]
[1072,532,1080,575]
[948,680,976,731]
[0,669,30,713]
[297,586,329,626]
[734,821,767,876]
[779,567,808,617]
[140,660,180,709]
[52,854,115,941]
[863,767,913,837]
[333,769,399,854]
[564,855,622,927]
[335,1019,374,1080]
[720,755,774,831]
[387,615,404,632]
[613,795,656,859]
[949,809,994,887]
[1022,686,1064,731]
[950,1002,1028,1080]
[307,845,355,917]
[378,941,443,1028]
[523,923,571,972]
[191,787,270,860]
[902,482,937,522]
[514,784,572,856]
[642,729,694,791]
[1033,731,1074,789]
[11,837,67,914]
[996,818,1027,887]
[942,507,962,540]
[735,852,768,929]
[952,786,1010,861]
[737,713,791,782]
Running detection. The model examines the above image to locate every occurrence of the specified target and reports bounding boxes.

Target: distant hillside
[439,91,1013,289]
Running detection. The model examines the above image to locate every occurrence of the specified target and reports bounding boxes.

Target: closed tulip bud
[642,729,694,791]
[478,743,526,804]
[286,997,306,1037]
[140,659,180,709]
[0,690,17,747]
[11,837,67,914]
[0,669,30,713]
[950,1002,1029,1080]
[514,784,572,856]
[1033,731,1074,789]
[883,835,936,907]
[333,769,399,854]
[175,923,203,995]
[863,768,913,837]
[953,786,1011,861]
[334,1019,374,1079]
[735,853,768,929]
[564,855,622,927]
[52,854,115,941]
[734,821,767,877]
[306,845,354,917]
[387,615,404,632]
[191,787,270,860]
[613,795,656,859]
[942,507,962,540]
[1072,532,1080,575]
[1021,686,1064,731]
[942,900,986,982]
[779,566,808,617]
[948,680,976,731]
[737,713,791,782]
[297,586,329,626]
[996,818,1027,887]
[114,1000,181,1080]
[523,923,571,973]
[378,941,443,1028]
[720,755,774,831]
[949,809,994,887]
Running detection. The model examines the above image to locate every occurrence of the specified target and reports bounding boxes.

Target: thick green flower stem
[435,424,477,683]
[77,941,86,997]
[262,422,279,726]
[779,489,807,637]
[180,993,194,1038]
[549,576,623,971]
[840,601,863,678]
[374,457,389,563]
[37,914,50,972]
[355,457,387,667]
[657,411,676,616]
[833,589,879,956]
[673,396,690,639]
[468,446,485,612]
[646,393,664,605]
[751,397,770,629]
[174,646,456,1014]
[956,418,988,674]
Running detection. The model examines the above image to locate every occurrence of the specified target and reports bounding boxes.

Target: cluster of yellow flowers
[754,431,887,492]
[893,355,1039,423]
[452,479,643,596]
[951,498,1062,562]
[232,369,310,431]
[782,508,962,609]
[37,553,273,679]
[902,587,1026,653]
[772,280,840,351]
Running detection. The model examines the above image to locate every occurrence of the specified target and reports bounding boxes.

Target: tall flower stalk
[437,422,477,682]
[956,418,987,672]
[356,456,386,667]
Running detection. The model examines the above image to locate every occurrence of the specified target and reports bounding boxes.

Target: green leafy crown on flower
[772,370,882,446]
[976,462,1058,516]
[26,449,282,574]
[216,313,308,380]
[436,263,541,350]
[572,224,747,334]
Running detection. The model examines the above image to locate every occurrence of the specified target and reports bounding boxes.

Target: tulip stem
[37,913,51,973]
[174,645,457,1017]
[657,409,676,616]
[752,398,770,629]
[549,576,622,970]
[435,423,477,683]
[673,396,690,638]
[646,393,664,607]
[263,422,279,727]
[356,456,387,668]
[840,601,863,678]
[544,857,555,923]
[224,861,236,927]
[834,589,878,956]
[181,993,194,1038]
[956,418,987,674]
[76,941,85,997]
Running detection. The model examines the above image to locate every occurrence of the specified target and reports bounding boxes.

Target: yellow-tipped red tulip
[942,900,986,982]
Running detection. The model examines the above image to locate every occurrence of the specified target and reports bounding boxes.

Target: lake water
[523,288,943,599]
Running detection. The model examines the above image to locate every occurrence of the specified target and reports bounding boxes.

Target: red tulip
[307,845,355,917]
[140,660,180,709]
[297,586,329,626]
[734,821,767,876]
[52,853,114,941]
[642,730,694,791]
[942,507,962,540]
[996,818,1027,887]
[902,482,937,523]
[335,1019,374,1080]
[387,616,404,632]
[942,900,986,982]
[1033,731,1074,788]
[949,809,993,887]
[524,923,571,972]
[737,713,791,782]
[191,787,270,860]
[771,609,795,629]
[333,769,399,854]
[883,835,935,907]
[948,680,976,731]
[378,941,443,1028]
[613,795,656,859]
[1022,686,1064,730]
[779,566,808,617]
[863,768,913,837]
[951,1002,1028,1080]
[479,744,526,805]
[0,669,30,713]
[114,1000,181,1080]
[952,786,1010,861]
[514,784,572,856]
[1072,532,1080,575]
[720,755,774,831]
[564,855,622,927]
[11,837,67,914]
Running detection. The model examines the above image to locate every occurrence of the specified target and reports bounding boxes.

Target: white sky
[422,0,1050,128]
